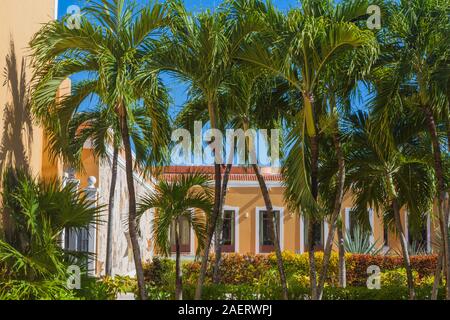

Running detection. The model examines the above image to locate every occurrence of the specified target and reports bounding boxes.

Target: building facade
[161,166,438,258]
[0,0,153,277]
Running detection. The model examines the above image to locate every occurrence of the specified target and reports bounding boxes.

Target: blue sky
[58,0,368,118]
[58,0,303,117]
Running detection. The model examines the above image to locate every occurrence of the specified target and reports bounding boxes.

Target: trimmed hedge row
[144,252,438,287]
[149,284,445,300]
[346,254,437,286]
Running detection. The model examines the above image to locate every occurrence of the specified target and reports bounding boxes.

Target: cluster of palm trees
[28,0,449,300]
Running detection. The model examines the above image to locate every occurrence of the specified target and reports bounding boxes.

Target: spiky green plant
[343,225,383,255]
[0,168,102,300]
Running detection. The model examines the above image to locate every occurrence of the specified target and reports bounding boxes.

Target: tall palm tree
[67,102,168,276]
[236,0,378,299]
[153,0,261,299]
[178,68,291,298]
[137,173,212,300]
[316,33,378,297]
[29,0,171,299]
[66,101,121,277]
[372,0,450,298]
[221,70,290,299]
[345,111,436,300]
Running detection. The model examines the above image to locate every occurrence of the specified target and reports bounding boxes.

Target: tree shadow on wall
[0,38,33,242]
[0,38,33,176]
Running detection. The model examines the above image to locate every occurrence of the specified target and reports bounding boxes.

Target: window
[313,222,324,250]
[408,214,429,253]
[171,216,191,254]
[303,217,324,251]
[259,210,280,253]
[383,223,389,247]
[64,228,89,252]
[345,208,373,242]
[349,211,359,240]
[221,210,236,252]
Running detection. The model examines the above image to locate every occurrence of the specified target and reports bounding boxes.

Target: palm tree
[29,0,171,299]
[66,102,168,276]
[153,0,261,299]
[66,102,121,277]
[236,0,378,299]
[372,0,450,298]
[0,167,101,299]
[345,111,436,300]
[222,70,290,298]
[138,173,213,300]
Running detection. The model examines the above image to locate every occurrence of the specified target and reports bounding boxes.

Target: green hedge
[149,284,445,300]
[144,252,438,287]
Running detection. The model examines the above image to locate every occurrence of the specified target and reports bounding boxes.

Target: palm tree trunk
[175,219,183,300]
[105,145,119,277]
[317,132,346,299]
[424,107,450,300]
[118,104,147,300]
[195,163,222,300]
[252,164,288,300]
[308,134,319,300]
[195,100,223,300]
[432,251,443,300]
[337,222,346,288]
[213,164,232,284]
[392,199,416,300]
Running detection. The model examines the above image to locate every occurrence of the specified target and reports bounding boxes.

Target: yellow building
[161,166,438,257]
[0,1,439,279]
[0,0,62,179]
[0,0,153,277]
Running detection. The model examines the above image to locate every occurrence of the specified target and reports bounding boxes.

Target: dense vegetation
[0,0,448,300]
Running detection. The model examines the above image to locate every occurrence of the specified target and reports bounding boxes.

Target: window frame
[255,207,284,254]
[221,206,240,253]
[170,215,193,254]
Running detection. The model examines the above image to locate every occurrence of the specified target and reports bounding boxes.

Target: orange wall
[223,186,296,254]
[76,148,100,189]
[0,0,56,178]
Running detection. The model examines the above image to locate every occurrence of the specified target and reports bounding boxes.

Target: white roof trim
[227,180,283,188]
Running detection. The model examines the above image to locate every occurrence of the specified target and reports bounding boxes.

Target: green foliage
[77,276,137,300]
[144,252,438,293]
[143,257,175,287]
[0,168,102,300]
[0,279,79,300]
[346,254,437,286]
[343,225,383,255]
[138,173,213,257]
[179,283,445,300]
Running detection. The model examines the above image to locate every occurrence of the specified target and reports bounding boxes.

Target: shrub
[0,279,80,300]
[381,269,419,287]
[143,252,439,295]
[143,257,175,286]
[180,254,272,286]
[180,284,445,300]
[346,254,437,286]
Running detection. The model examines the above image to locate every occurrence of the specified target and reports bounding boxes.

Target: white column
[369,209,375,245]
[84,176,98,276]
[299,215,305,254]
[62,168,80,251]
[324,219,329,244]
